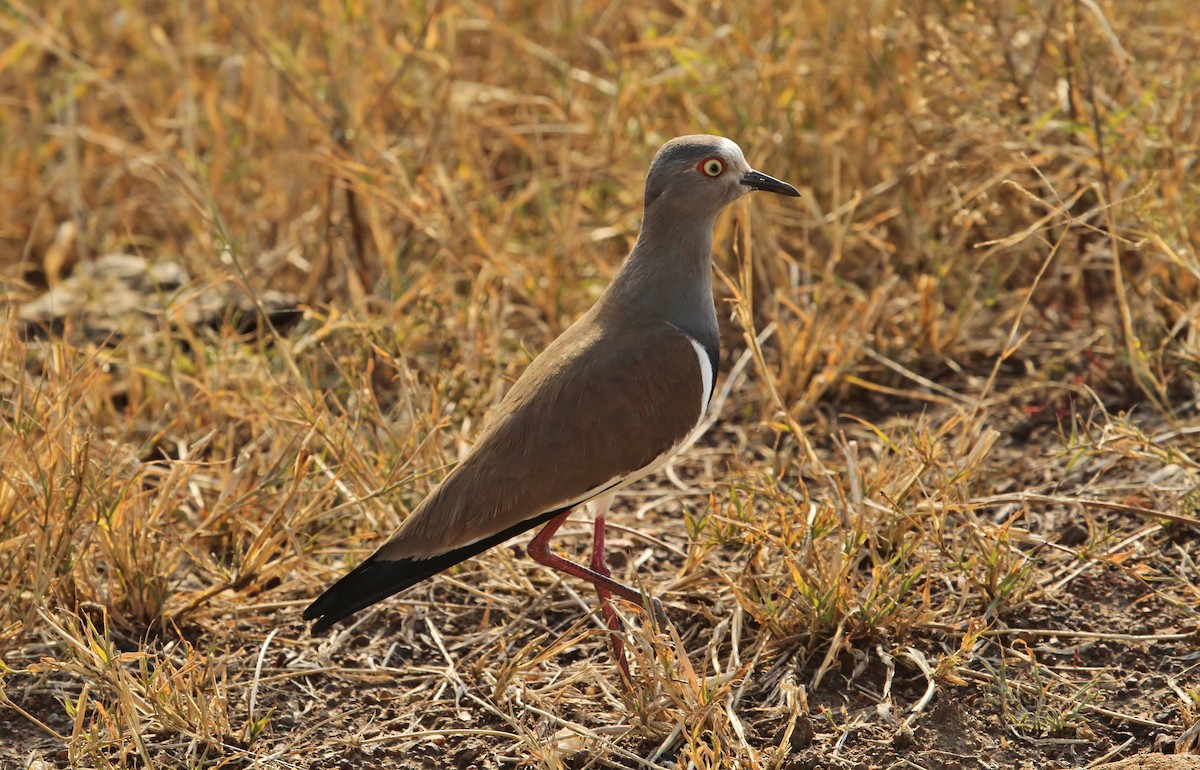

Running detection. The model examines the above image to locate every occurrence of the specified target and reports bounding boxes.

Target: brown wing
[377,318,704,560]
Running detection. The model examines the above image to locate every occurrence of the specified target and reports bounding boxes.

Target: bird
[304,134,800,684]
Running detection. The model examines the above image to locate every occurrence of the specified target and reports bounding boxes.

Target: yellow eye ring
[699,158,725,177]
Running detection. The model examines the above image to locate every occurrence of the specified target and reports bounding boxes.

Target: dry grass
[2,0,1200,767]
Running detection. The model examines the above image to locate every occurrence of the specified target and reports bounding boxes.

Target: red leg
[528,509,651,688]
[527,511,659,615]
[588,499,667,628]
[588,513,629,684]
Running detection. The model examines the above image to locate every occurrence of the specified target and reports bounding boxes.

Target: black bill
[740,169,800,197]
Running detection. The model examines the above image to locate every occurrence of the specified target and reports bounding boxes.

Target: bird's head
[643,135,799,215]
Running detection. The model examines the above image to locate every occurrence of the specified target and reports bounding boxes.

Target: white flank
[685,335,714,418]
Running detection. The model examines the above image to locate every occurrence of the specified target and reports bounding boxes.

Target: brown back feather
[378,310,703,560]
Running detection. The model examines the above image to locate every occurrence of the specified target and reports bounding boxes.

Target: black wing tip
[306,614,338,634]
[301,600,335,631]
[303,557,413,633]
[302,506,572,633]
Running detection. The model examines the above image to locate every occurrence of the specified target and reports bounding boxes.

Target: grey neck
[599,202,720,356]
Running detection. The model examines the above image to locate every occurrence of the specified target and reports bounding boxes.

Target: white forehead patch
[714,136,744,160]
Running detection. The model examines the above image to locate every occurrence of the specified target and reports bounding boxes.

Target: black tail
[304,506,569,633]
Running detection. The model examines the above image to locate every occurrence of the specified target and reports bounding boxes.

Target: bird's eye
[699,158,725,177]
